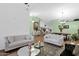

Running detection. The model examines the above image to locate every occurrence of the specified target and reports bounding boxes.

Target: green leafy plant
[71,29,79,41]
[71,33,79,41]
[58,25,63,32]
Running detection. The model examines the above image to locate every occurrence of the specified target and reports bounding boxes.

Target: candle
[39,41,40,47]
[39,41,40,43]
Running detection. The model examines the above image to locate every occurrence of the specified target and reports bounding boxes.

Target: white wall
[0,3,30,50]
[30,3,79,21]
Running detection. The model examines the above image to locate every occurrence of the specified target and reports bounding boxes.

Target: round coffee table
[17,46,40,56]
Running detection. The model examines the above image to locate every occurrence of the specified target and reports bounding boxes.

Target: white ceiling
[29,3,79,21]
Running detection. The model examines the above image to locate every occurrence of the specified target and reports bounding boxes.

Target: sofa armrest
[5,37,10,50]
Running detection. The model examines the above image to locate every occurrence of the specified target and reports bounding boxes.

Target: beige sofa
[5,35,34,51]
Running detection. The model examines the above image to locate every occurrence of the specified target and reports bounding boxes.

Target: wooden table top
[51,32,71,35]
[65,40,79,45]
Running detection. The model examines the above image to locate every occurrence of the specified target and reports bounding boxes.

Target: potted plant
[58,25,63,32]
[71,29,79,41]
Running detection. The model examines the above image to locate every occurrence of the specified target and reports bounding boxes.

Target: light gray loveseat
[44,34,65,46]
[5,35,34,51]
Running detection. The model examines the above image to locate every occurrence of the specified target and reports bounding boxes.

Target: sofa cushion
[25,35,31,40]
[14,35,26,42]
[14,35,32,42]
[9,40,27,47]
[9,40,33,48]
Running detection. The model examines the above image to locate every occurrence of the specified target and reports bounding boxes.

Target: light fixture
[32,21,35,23]
[57,7,71,23]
